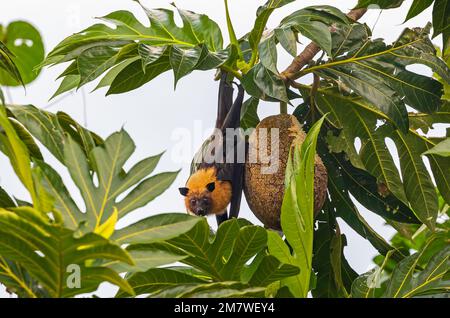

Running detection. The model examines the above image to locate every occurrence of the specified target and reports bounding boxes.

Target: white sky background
[0,0,444,297]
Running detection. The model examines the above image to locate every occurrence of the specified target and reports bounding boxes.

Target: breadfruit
[244,114,328,230]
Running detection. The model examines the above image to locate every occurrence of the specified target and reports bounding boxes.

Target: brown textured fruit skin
[244,114,328,230]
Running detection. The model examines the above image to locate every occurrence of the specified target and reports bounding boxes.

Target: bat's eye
[190,199,196,205]
[202,198,209,204]
[206,182,215,192]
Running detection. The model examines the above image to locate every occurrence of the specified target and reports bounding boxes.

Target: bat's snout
[195,209,208,216]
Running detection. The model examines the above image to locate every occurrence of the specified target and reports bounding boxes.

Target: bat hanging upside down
[179,72,245,225]
[178,165,232,217]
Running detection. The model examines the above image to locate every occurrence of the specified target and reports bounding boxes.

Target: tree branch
[280,7,368,82]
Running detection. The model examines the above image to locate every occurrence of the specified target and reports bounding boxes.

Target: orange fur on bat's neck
[185,167,232,215]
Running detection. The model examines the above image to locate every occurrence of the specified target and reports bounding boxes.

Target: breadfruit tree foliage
[0,0,448,298]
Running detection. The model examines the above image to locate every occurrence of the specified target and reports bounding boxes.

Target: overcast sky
[0,0,443,297]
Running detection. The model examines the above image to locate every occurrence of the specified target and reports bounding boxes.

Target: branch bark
[280,7,368,82]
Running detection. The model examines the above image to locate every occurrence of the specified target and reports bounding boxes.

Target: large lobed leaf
[0,207,134,297]
[315,88,440,230]
[116,218,299,297]
[314,24,449,132]
[43,3,227,97]
[4,105,179,232]
[352,234,450,298]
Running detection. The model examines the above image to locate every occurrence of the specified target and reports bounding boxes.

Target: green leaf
[286,21,331,57]
[423,138,450,157]
[170,46,202,87]
[7,105,91,163]
[0,207,133,297]
[105,243,188,273]
[240,97,260,130]
[107,54,171,95]
[247,255,299,287]
[32,160,83,229]
[323,148,418,231]
[253,63,289,103]
[61,130,178,230]
[267,231,302,296]
[168,219,256,280]
[409,104,450,134]
[357,0,404,9]
[0,257,47,297]
[219,226,267,281]
[331,23,371,58]
[5,105,185,249]
[0,105,37,205]
[180,284,266,298]
[8,103,66,157]
[77,45,122,87]
[45,5,225,95]
[432,0,450,37]
[351,269,377,298]
[0,42,23,86]
[93,57,140,92]
[280,116,326,297]
[314,25,449,131]
[9,120,43,161]
[112,213,201,245]
[391,130,439,230]
[258,32,278,74]
[0,21,44,86]
[248,0,295,64]
[56,111,103,156]
[318,65,409,132]
[384,237,450,298]
[148,218,300,290]
[315,89,439,229]
[51,75,80,100]
[312,204,358,298]
[317,90,405,197]
[138,44,167,68]
[194,44,228,70]
[404,0,434,22]
[175,7,223,51]
[279,6,349,56]
[116,268,206,297]
[426,149,450,205]
[274,27,297,57]
[351,250,395,298]
[0,186,15,208]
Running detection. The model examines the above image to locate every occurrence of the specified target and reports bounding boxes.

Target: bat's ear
[179,187,189,196]
[206,182,215,192]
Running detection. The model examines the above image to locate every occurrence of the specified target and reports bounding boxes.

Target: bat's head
[179,167,231,216]
[179,182,215,216]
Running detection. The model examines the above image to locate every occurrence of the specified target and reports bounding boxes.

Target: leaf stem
[224,0,242,59]
[220,65,242,79]
[292,39,423,79]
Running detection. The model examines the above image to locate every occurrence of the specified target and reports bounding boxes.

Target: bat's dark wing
[190,73,245,225]
[216,72,234,130]
[190,73,234,175]
[216,84,245,219]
